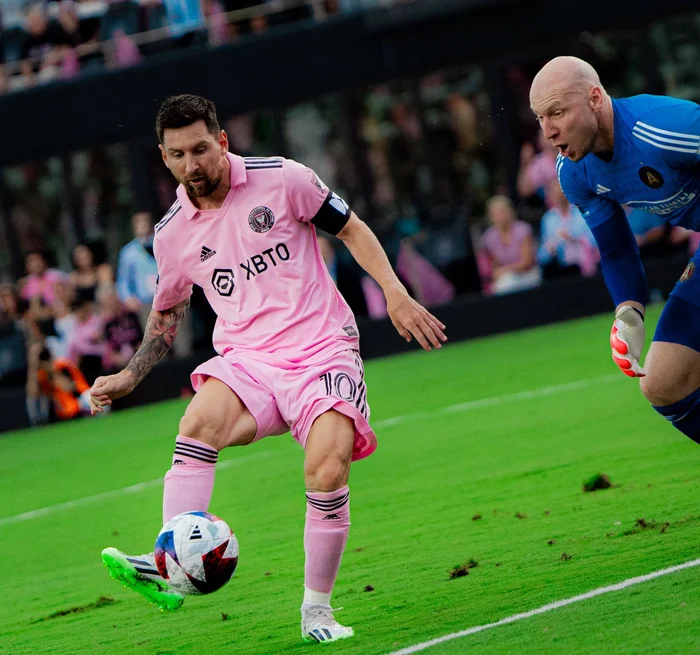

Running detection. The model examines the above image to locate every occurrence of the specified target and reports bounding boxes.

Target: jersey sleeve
[282,159,352,234]
[151,235,193,311]
[283,159,331,222]
[558,157,647,307]
[632,99,700,168]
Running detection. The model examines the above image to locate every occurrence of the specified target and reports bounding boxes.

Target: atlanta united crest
[680,261,695,283]
[248,206,275,233]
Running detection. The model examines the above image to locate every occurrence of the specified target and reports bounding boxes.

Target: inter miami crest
[639,166,664,189]
[248,206,275,233]
[211,269,235,296]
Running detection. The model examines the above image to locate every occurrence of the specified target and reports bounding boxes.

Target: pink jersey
[152,154,359,366]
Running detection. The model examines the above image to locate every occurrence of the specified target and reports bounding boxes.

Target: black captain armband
[310,191,352,235]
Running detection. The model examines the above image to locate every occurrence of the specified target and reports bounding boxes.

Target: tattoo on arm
[125,298,189,384]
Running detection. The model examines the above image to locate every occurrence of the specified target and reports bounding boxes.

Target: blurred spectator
[202,0,231,46]
[517,131,558,202]
[538,180,598,279]
[387,103,424,211]
[56,1,82,45]
[66,296,105,383]
[70,242,114,303]
[0,283,25,326]
[393,214,455,307]
[161,0,207,44]
[20,3,77,86]
[111,28,142,68]
[98,0,142,68]
[44,278,77,359]
[361,216,455,318]
[0,283,29,387]
[116,212,158,323]
[101,289,143,374]
[446,92,479,154]
[26,343,91,423]
[19,249,67,309]
[479,195,540,295]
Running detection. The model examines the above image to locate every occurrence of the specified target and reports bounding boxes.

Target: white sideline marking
[373,374,619,429]
[0,374,621,528]
[388,558,700,654]
[0,451,269,528]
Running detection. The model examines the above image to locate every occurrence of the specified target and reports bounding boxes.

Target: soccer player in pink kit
[91,95,446,643]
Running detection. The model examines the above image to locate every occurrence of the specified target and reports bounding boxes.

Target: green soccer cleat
[101,547,184,612]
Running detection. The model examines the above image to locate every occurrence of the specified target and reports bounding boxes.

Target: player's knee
[179,407,226,451]
[639,371,686,407]
[305,455,351,492]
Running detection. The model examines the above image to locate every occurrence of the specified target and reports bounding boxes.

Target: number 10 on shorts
[319,371,367,418]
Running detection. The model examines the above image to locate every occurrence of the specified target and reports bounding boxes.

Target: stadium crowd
[0,0,414,93]
[2,7,700,423]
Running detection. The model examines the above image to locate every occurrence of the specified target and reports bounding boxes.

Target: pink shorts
[190,348,376,461]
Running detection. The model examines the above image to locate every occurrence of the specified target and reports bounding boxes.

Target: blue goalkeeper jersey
[557,94,700,307]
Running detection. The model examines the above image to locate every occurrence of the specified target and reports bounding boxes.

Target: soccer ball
[154,511,239,595]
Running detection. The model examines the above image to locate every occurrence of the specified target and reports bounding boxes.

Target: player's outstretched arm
[336,213,447,351]
[89,298,190,414]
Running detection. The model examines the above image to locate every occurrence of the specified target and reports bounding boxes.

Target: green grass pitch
[2,305,700,655]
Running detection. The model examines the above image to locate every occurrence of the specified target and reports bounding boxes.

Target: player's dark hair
[156,95,220,144]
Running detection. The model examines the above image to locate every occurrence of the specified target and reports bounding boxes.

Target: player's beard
[185,169,223,198]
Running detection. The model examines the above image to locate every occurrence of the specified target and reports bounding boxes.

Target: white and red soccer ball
[155,511,238,595]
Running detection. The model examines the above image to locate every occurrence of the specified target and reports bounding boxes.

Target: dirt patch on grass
[449,558,479,579]
[583,473,613,492]
[608,516,696,538]
[31,596,116,623]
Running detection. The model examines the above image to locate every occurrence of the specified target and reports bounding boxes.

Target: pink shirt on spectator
[21,269,66,306]
[481,220,533,267]
[526,152,558,193]
[153,153,358,367]
[68,314,105,362]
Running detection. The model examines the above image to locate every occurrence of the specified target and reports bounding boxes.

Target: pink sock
[162,435,218,525]
[304,486,350,595]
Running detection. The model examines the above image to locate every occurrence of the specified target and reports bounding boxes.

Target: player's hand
[386,289,447,351]
[610,305,646,377]
[89,370,137,414]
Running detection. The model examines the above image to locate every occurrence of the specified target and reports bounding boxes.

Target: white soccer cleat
[301,604,355,643]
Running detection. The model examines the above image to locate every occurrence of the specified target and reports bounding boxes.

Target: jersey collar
[177,152,247,220]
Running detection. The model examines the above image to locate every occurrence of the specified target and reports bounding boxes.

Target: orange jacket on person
[37,358,90,420]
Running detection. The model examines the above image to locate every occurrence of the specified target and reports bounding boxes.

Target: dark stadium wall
[1,0,698,167]
[0,254,687,434]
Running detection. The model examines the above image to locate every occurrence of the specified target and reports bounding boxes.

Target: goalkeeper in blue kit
[530,56,700,443]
